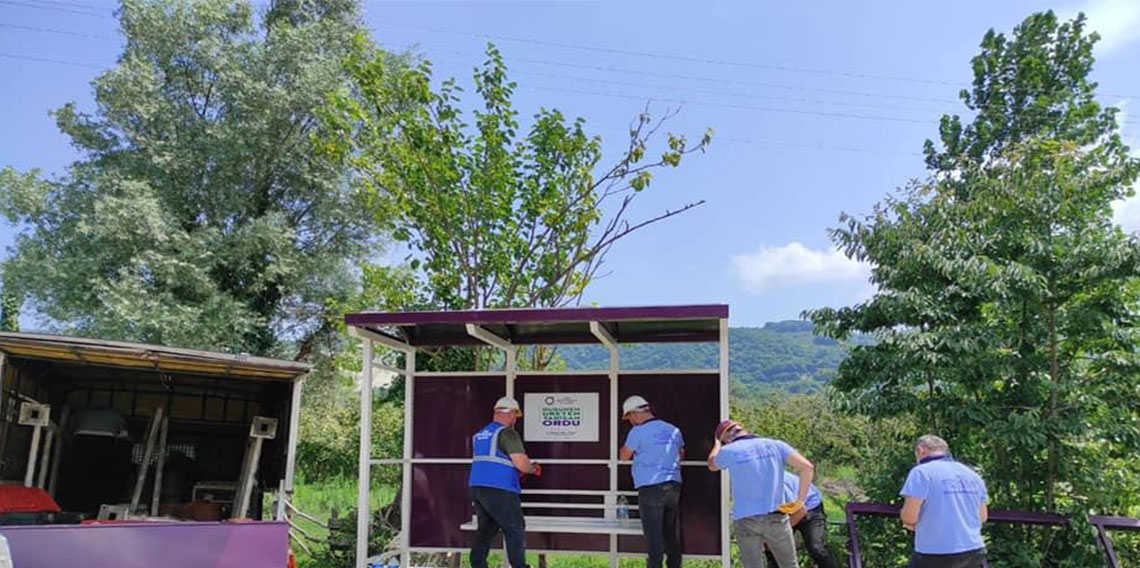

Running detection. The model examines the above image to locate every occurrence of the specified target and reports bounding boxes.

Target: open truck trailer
[0,332,307,568]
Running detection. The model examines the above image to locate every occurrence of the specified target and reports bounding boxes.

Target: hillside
[556,320,868,393]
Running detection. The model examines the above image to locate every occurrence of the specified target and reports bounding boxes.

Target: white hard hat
[622,395,650,418]
[494,396,522,417]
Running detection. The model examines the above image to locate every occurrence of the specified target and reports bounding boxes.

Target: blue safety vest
[468,422,521,493]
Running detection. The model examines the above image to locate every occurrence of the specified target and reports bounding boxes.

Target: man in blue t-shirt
[620,395,684,568]
[900,435,988,568]
[707,419,815,568]
[775,474,837,568]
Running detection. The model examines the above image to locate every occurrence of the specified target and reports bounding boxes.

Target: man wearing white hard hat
[619,395,685,568]
[469,396,541,568]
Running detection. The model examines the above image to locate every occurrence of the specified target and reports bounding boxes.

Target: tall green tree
[0,0,373,356]
[323,43,711,316]
[809,12,1140,565]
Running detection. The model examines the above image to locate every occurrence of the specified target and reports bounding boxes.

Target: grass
[290,478,397,567]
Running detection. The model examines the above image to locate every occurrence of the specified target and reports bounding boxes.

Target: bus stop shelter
[345,305,730,568]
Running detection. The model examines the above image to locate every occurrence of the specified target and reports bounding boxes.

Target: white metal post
[22,424,40,487]
[718,318,731,568]
[35,427,53,488]
[47,406,70,497]
[150,416,169,516]
[400,348,416,568]
[357,338,374,568]
[505,348,517,399]
[129,406,164,512]
[590,322,620,568]
[0,352,5,445]
[284,375,305,494]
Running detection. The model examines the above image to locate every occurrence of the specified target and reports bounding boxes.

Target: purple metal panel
[0,521,288,568]
[412,376,505,458]
[346,305,729,327]
[1090,515,1140,568]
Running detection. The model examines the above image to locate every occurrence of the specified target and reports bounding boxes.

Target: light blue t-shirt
[900,456,988,555]
[624,419,684,488]
[714,437,795,520]
[782,472,822,510]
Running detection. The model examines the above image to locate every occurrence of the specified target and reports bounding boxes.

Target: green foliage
[0,0,372,356]
[322,42,712,312]
[808,11,1140,566]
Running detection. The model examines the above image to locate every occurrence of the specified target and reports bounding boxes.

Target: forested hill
[556,320,869,393]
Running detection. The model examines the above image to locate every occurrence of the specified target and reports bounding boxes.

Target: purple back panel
[409,372,722,555]
[0,521,287,568]
[413,375,505,458]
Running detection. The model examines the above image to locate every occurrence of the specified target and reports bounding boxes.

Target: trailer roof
[0,332,310,381]
[344,304,729,346]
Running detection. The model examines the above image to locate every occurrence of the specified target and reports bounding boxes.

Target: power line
[421,47,1140,127]
[0,22,116,40]
[0,0,110,17]
[412,45,964,106]
[523,84,938,125]
[0,51,104,69]
[24,0,111,11]
[375,20,970,88]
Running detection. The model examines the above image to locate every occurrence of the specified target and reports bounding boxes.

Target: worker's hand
[531,463,542,478]
[903,522,916,532]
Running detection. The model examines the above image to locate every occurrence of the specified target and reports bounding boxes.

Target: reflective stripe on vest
[473,426,515,466]
[469,422,521,492]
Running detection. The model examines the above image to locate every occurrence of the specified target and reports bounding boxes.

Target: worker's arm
[707,439,722,472]
[979,502,988,524]
[509,453,540,475]
[901,497,923,531]
[785,452,815,504]
[619,446,634,461]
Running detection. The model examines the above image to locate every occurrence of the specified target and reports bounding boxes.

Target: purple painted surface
[408,373,723,555]
[346,305,729,326]
[0,521,288,568]
[1090,515,1140,568]
[345,305,728,346]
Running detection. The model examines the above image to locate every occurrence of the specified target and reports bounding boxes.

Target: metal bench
[459,489,643,536]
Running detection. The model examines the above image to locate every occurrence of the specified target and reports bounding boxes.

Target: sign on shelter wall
[523,392,599,442]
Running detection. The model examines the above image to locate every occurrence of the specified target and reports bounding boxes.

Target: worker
[707,419,815,568]
[900,435,988,568]
[774,472,837,568]
[468,397,541,568]
[619,395,684,568]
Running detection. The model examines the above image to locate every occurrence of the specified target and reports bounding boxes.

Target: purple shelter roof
[344,304,729,347]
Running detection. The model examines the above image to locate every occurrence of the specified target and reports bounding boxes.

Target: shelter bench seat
[460,490,643,536]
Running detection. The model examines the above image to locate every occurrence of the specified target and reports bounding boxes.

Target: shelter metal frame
[347,306,731,568]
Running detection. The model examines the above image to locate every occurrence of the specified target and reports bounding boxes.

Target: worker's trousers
[736,512,799,568]
[638,481,682,568]
[470,486,527,568]
[908,548,987,568]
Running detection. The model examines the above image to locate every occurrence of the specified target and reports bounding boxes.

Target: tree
[322,43,711,317]
[0,0,373,356]
[808,12,1140,565]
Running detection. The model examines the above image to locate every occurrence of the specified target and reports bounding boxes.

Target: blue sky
[2,0,1140,327]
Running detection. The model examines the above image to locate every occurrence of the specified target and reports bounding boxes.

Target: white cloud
[1076,0,1140,55]
[731,242,871,293]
